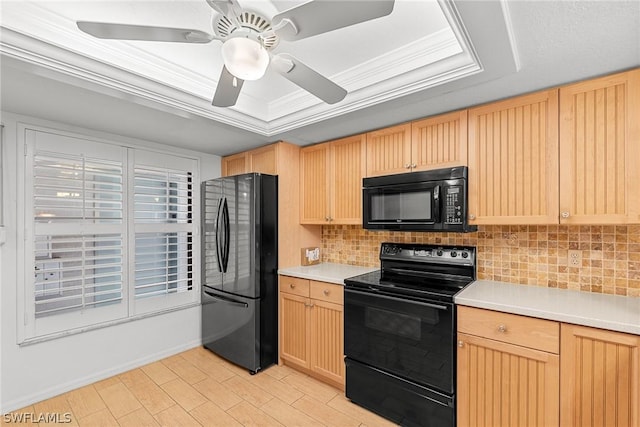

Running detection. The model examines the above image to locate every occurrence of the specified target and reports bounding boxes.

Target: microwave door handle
[433,185,441,223]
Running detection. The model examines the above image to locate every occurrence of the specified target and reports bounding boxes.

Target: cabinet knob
[323,289,330,296]
[411,163,417,169]
[325,216,330,222]
[497,324,507,333]
[469,214,476,220]
[289,283,295,289]
[458,341,464,348]
[561,211,570,219]
[404,163,411,169]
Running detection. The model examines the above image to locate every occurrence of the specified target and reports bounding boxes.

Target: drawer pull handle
[323,289,330,296]
[458,341,464,348]
[289,283,295,289]
[497,324,507,333]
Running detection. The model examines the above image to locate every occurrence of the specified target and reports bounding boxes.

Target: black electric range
[344,242,476,427]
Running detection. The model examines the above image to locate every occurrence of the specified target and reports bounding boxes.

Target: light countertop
[456,280,640,335]
[278,263,378,285]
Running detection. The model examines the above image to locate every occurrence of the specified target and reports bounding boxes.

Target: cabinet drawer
[279,276,310,297]
[310,281,343,305]
[457,306,559,354]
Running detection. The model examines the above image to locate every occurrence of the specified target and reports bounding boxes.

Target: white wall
[0,111,221,413]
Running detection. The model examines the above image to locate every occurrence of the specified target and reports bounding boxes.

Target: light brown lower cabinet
[278,275,344,389]
[458,306,640,427]
[560,324,640,427]
[457,306,560,427]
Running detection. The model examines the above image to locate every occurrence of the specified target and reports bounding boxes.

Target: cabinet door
[310,299,344,386]
[300,144,330,224]
[468,90,559,224]
[560,324,640,427]
[221,152,248,177]
[559,69,640,224]
[457,333,560,427]
[411,110,468,171]
[330,135,365,224]
[365,124,412,177]
[248,144,278,175]
[279,292,311,369]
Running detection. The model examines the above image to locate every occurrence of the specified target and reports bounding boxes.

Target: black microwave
[362,166,476,232]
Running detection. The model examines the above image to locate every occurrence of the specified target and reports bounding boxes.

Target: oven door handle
[346,288,449,311]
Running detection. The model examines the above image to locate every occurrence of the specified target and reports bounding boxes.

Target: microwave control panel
[444,186,463,224]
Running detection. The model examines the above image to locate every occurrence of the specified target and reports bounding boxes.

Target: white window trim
[16,123,201,345]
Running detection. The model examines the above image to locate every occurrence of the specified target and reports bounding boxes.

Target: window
[22,129,199,340]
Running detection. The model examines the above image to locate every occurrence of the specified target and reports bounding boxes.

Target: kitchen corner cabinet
[559,69,640,224]
[365,111,467,177]
[220,142,321,268]
[457,306,560,427]
[300,134,365,225]
[279,275,345,389]
[560,324,640,427]
[467,89,560,225]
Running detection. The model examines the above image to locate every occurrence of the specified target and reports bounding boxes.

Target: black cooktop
[345,269,471,302]
[344,242,477,303]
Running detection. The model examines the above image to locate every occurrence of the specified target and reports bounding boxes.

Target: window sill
[18,301,200,346]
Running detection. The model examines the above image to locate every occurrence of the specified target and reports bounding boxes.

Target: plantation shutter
[27,130,128,336]
[132,150,197,314]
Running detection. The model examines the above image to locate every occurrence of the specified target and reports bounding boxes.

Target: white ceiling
[1,0,639,156]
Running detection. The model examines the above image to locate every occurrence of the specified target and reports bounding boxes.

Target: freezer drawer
[202,287,259,372]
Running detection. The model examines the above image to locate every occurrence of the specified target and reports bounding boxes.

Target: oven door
[344,287,455,394]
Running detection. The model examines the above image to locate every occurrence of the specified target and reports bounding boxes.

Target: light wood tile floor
[2,347,397,426]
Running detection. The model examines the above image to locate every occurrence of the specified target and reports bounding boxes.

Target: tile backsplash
[321,225,640,297]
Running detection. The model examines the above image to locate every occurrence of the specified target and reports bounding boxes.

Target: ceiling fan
[76,0,395,107]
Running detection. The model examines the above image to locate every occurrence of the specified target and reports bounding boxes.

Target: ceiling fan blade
[77,21,216,43]
[272,54,346,104]
[212,66,244,107]
[205,0,242,26]
[272,0,395,41]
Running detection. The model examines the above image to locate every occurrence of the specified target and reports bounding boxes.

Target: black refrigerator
[201,173,278,374]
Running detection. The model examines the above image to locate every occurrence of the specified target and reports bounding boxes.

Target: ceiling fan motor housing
[213,11,279,50]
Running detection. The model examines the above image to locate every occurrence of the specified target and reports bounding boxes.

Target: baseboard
[1,338,203,414]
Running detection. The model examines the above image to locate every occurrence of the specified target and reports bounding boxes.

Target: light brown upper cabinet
[300,134,365,224]
[559,69,640,224]
[221,143,279,176]
[411,110,468,171]
[468,90,560,224]
[247,144,278,175]
[366,123,412,176]
[365,111,467,177]
[221,151,248,176]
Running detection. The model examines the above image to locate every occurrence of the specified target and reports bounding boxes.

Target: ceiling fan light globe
[221,37,269,81]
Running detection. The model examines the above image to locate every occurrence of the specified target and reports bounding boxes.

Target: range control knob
[436,250,444,256]
[461,251,469,259]
[451,251,457,258]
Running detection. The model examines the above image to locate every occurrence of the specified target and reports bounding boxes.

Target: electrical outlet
[568,250,582,266]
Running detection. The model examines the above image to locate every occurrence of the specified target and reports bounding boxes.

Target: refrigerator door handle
[203,289,249,308]
[215,198,224,273]
[222,197,230,273]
